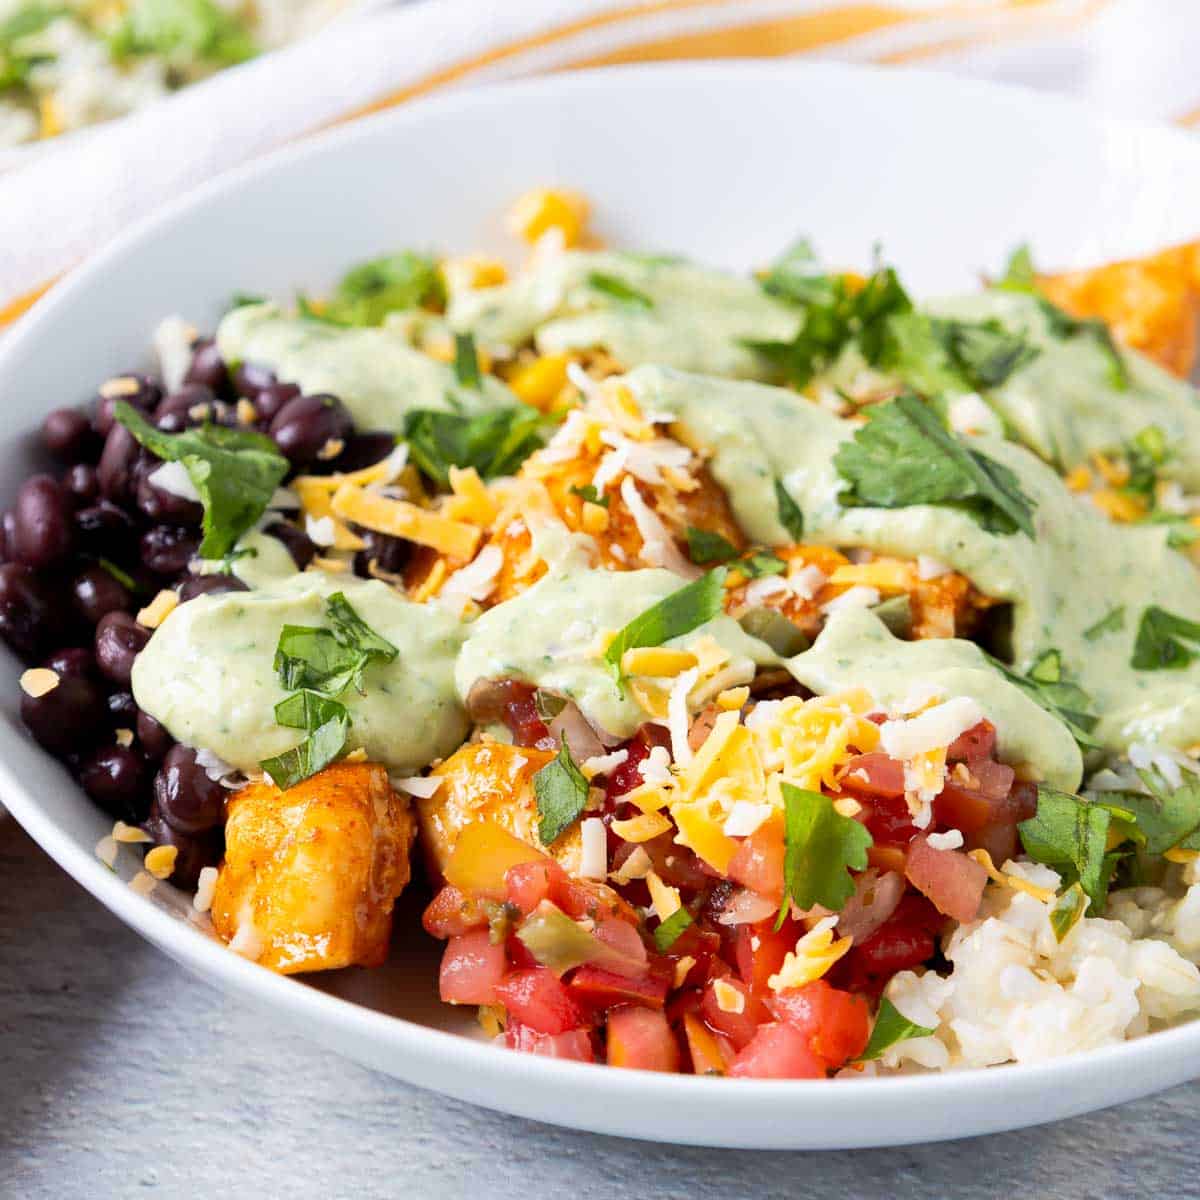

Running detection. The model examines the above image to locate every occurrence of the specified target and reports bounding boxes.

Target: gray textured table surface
[2,813,1197,1200]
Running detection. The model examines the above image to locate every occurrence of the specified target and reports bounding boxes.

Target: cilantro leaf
[685,526,737,565]
[273,689,348,732]
[833,394,1036,538]
[453,331,483,391]
[739,550,786,579]
[1049,882,1087,943]
[324,251,441,327]
[603,569,727,684]
[570,484,609,508]
[1018,785,1113,912]
[930,318,1040,390]
[774,477,805,542]
[778,783,872,917]
[109,0,257,67]
[260,712,350,791]
[983,650,1099,752]
[273,627,365,696]
[325,591,399,664]
[403,406,546,488]
[1083,606,1125,642]
[653,907,693,952]
[586,272,653,309]
[856,998,936,1062]
[1132,605,1200,670]
[114,401,287,560]
[534,737,589,845]
[1111,770,1200,856]
[749,250,912,387]
[999,244,1037,291]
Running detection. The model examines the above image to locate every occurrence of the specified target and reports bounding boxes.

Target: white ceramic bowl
[4,62,1200,1150]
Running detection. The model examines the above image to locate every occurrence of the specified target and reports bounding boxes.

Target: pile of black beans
[1,333,409,888]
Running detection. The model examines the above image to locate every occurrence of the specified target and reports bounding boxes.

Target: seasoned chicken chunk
[417,741,584,880]
[211,762,415,974]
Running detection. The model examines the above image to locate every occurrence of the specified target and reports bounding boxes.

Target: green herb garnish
[855,998,936,1062]
[109,0,257,67]
[534,737,590,845]
[1049,882,1088,943]
[777,783,872,923]
[1132,605,1200,670]
[260,711,351,792]
[570,484,609,508]
[834,394,1036,538]
[587,272,654,309]
[653,907,694,952]
[929,317,1040,390]
[774,477,805,542]
[403,405,546,488]
[1109,769,1200,856]
[453,331,483,391]
[1083,606,1126,642]
[984,651,1099,752]
[114,401,288,560]
[1018,785,1117,913]
[603,569,727,684]
[685,527,737,565]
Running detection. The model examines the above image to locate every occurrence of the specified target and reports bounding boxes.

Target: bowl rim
[5,57,1200,1140]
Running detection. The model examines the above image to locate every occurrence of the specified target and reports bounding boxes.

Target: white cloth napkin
[2,0,1197,322]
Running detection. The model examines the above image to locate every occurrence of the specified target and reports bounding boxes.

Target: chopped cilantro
[778,783,872,920]
[929,318,1040,390]
[1049,882,1087,943]
[98,557,142,594]
[834,394,1036,538]
[1112,769,1200,856]
[114,401,287,560]
[984,650,1099,752]
[1018,785,1118,913]
[570,484,609,508]
[603,569,727,685]
[1131,605,1200,670]
[1083,606,1125,642]
[260,711,350,792]
[273,689,349,732]
[855,998,936,1062]
[774,477,805,542]
[586,272,654,309]
[534,737,589,845]
[653,907,693,952]
[685,527,737,565]
[453,331,483,391]
[403,405,546,488]
[738,549,786,579]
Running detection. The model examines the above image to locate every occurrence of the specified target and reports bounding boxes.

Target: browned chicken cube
[211,762,415,974]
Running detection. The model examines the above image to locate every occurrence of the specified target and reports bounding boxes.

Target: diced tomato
[839,895,940,987]
[947,719,996,762]
[728,1022,826,1079]
[603,727,670,806]
[700,975,763,1050]
[732,919,796,999]
[934,760,1016,834]
[639,833,714,891]
[971,820,1018,867]
[505,858,570,917]
[570,964,670,1012]
[504,931,541,972]
[767,980,871,1067]
[495,967,585,1035]
[682,1012,735,1076]
[840,752,905,799]
[506,1022,595,1062]
[659,924,721,989]
[905,834,987,924]
[502,683,551,747]
[422,884,489,939]
[606,1005,681,1072]
[862,791,921,847]
[726,818,785,902]
[438,930,508,1006]
[866,844,909,874]
[593,917,649,970]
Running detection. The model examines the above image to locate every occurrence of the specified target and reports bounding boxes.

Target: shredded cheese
[331,484,481,560]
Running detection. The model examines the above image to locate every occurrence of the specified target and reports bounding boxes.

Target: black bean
[152,744,228,834]
[92,376,161,437]
[177,573,249,602]
[327,431,396,474]
[140,525,198,576]
[19,671,105,758]
[134,458,202,526]
[73,501,138,557]
[11,474,74,569]
[141,808,222,890]
[354,530,410,579]
[43,646,96,679]
[0,562,71,661]
[42,408,100,464]
[96,425,140,503]
[64,464,99,505]
[184,339,229,395]
[268,394,353,468]
[153,384,215,432]
[0,511,12,563]
[136,709,173,761]
[232,361,275,399]
[263,520,316,571]
[252,382,300,425]
[94,610,149,687]
[73,564,131,625]
[80,744,150,823]
[107,690,138,729]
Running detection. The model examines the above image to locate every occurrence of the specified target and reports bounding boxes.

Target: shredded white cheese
[579,817,608,880]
